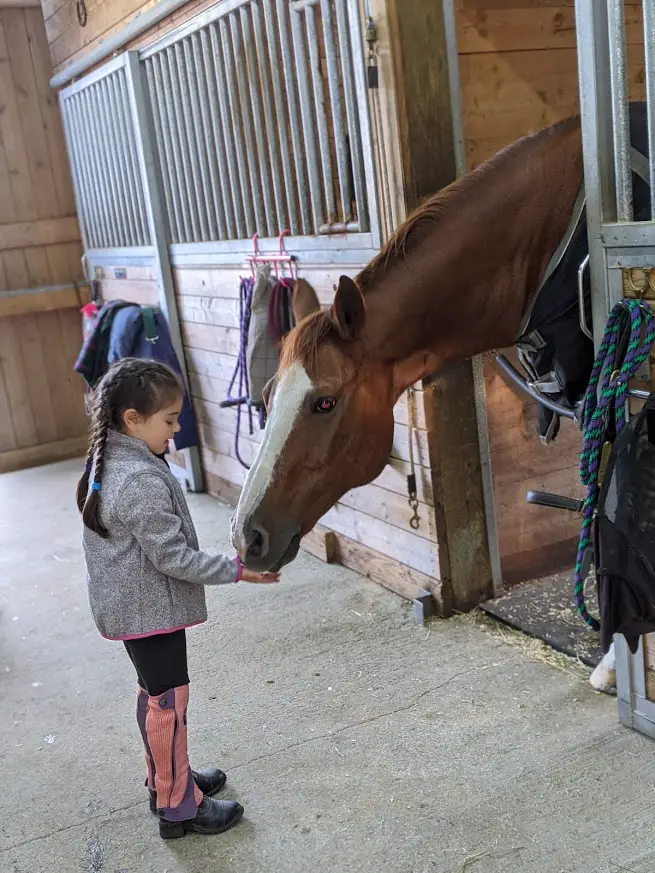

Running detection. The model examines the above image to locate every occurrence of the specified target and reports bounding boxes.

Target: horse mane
[356,115,581,292]
[282,116,581,371]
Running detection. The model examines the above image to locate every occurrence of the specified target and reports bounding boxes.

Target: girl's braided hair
[77,358,183,538]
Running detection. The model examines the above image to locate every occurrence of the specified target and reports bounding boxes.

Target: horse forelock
[280,309,346,380]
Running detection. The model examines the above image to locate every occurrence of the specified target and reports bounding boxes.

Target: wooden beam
[0,434,87,474]
[386,0,493,611]
[0,217,80,251]
[0,284,89,317]
[299,527,337,565]
[0,0,41,8]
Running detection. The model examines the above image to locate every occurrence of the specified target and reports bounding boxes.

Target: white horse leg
[589,641,616,694]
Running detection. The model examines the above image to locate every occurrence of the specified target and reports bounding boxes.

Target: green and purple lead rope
[574,299,655,630]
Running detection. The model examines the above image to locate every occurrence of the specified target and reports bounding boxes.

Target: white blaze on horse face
[232,361,314,556]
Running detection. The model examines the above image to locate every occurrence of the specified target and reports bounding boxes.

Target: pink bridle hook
[278,228,290,255]
[278,229,295,280]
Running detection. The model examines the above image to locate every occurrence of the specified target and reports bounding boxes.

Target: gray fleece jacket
[83,429,240,640]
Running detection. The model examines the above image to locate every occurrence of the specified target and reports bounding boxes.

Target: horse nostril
[247,524,270,560]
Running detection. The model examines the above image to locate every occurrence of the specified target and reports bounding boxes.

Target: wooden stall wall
[0,4,88,474]
[44,0,221,77]
[455,0,646,583]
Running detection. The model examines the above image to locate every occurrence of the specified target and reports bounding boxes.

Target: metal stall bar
[95,79,132,247]
[252,0,288,232]
[209,22,247,239]
[289,1,324,232]
[106,75,142,247]
[155,51,193,243]
[346,0,378,242]
[172,42,208,241]
[59,97,95,251]
[116,72,151,245]
[262,0,300,234]
[144,56,183,244]
[644,0,655,217]
[183,35,217,241]
[575,0,617,345]
[241,5,276,237]
[321,0,352,224]
[124,51,203,492]
[71,95,111,249]
[85,85,122,246]
[230,10,267,235]
[74,92,109,249]
[199,28,234,240]
[191,30,228,241]
[305,1,337,226]
[276,0,312,234]
[220,16,256,236]
[607,0,633,222]
[165,45,201,241]
[334,0,366,232]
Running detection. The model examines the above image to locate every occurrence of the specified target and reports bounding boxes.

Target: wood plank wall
[455,0,646,583]
[43,0,219,76]
[0,5,89,474]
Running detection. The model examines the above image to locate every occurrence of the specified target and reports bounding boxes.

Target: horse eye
[312,396,337,414]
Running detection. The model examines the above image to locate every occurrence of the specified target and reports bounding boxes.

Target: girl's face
[122,394,183,455]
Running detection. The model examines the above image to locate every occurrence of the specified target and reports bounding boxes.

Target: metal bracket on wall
[413,588,436,625]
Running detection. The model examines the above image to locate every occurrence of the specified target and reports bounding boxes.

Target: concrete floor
[2,461,655,873]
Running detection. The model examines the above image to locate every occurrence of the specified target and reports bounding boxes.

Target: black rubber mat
[480,570,602,667]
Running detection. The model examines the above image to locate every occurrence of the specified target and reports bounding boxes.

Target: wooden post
[386,0,494,611]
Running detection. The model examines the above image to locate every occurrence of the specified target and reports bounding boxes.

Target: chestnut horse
[231,116,616,695]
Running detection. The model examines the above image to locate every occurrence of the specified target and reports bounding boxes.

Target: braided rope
[226,276,255,469]
[574,299,655,630]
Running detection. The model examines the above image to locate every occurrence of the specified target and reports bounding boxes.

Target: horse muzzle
[232,511,302,573]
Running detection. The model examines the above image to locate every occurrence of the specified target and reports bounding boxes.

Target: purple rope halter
[223,276,255,470]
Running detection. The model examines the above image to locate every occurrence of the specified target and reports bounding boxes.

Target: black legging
[124,629,189,696]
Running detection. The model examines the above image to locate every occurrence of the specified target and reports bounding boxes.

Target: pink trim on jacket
[102,619,205,642]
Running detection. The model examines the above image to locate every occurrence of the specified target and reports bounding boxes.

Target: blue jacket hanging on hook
[108,304,199,451]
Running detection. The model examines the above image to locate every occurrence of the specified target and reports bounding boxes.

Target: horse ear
[392,352,439,400]
[331,275,366,341]
[292,279,321,322]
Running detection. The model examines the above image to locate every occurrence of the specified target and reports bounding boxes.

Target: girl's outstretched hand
[240,566,281,584]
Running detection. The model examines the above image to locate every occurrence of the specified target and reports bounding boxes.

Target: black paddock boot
[149,768,227,814]
[159,796,244,839]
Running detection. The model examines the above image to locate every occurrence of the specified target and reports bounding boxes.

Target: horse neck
[358,121,584,366]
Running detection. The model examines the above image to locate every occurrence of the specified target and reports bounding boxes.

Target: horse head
[231,275,434,572]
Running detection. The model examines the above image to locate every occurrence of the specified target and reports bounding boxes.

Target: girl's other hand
[240,567,281,584]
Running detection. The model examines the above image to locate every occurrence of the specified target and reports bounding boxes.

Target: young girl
[77,358,278,840]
